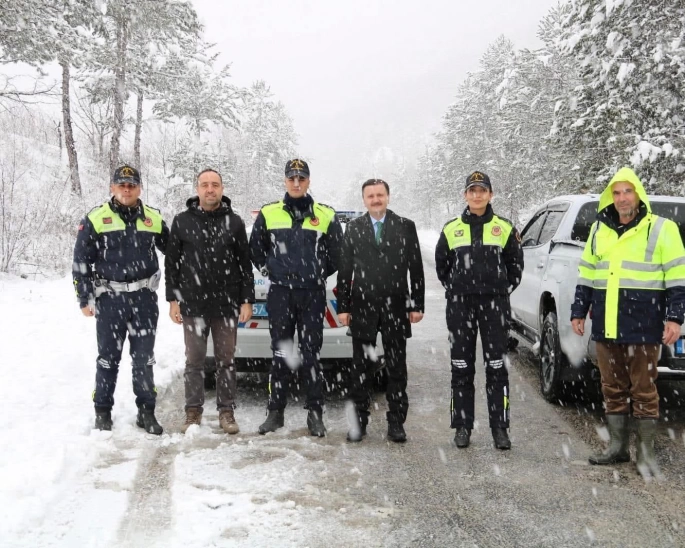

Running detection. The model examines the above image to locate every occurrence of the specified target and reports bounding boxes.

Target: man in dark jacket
[165,169,254,435]
[337,179,425,443]
[435,171,523,450]
[73,165,169,434]
[571,167,685,479]
[250,159,343,437]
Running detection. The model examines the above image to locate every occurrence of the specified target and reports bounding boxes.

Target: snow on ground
[0,267,387,547]
[0,270,185,547]
[417,228,440,253]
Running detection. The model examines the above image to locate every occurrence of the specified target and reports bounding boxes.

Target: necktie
[375,221,383,245]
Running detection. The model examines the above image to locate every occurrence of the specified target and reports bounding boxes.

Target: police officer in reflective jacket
[250,159,343,436]
[435,171,523,450]
[73,165,169,434]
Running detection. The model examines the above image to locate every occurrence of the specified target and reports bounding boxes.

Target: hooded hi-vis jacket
[571,167,685,343]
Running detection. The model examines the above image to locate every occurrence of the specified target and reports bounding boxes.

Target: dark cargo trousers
[266,284,326,413]
[182,316,238,410]
[94,290,158,410]
[447,293,510,429]
[347,324,409,426]
[596,342,660,418]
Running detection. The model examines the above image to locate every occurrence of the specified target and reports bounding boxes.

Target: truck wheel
[539,311,566,402]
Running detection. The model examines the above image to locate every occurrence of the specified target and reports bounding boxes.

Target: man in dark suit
[337,179,425,443]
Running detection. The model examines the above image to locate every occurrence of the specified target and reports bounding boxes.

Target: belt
[94,270,161,297]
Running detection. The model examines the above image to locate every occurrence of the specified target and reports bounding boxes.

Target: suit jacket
[337,209,425,341]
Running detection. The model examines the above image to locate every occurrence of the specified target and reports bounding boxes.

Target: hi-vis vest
[577,214,685,339]
[442,215,513,251]
[261,201,335,233]
[87,202,163,235]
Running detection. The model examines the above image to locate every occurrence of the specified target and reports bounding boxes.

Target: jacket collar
[186,195,233,217]
[110,197,145,222]
[462,203,494,225]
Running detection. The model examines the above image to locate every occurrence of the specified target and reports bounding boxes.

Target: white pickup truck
[509,194,685,401]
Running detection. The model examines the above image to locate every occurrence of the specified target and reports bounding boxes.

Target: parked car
[204,210,387,391]
[509,194,685,401]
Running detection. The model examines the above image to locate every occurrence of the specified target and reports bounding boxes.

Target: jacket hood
[598,167,651,214]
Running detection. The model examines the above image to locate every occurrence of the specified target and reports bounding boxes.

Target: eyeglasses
[114,182,139,189]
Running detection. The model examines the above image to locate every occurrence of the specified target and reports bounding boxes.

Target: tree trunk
[134,89,143,169]
[109,12,128,174]
[60,61,82,197]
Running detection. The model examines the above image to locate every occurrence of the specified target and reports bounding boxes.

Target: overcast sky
[193,0,559,186]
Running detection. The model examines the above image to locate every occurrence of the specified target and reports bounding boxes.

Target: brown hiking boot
[181,407,203,433]
[219,408,240,435]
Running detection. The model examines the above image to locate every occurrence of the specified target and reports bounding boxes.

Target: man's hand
[571,318,585,336]
[409,312,424,324]
[663,321,681,346]
[338,312,350,326]
[239,303,253,323]
[80,305,95,317]
[169,301,183,324]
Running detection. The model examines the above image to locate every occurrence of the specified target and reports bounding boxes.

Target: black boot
[387,422,407,443]
[258,409,284,434]
[136,408,163,435]
[347,413,368,443]
[307,410,326,437]
[588,414,630,465]
[95,408,112,431]
[492,427,511,450]
[636,418,662,480]
[454,427,471,448]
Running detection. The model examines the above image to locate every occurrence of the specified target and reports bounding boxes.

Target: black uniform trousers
[447,293,510,429]
[347,320,409,425]
[266,284,326,413]
[93,290,158,410]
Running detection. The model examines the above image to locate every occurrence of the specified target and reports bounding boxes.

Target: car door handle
[535,262,545,269]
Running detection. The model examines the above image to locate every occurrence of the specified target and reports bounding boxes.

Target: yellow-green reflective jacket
[572,167,685,343]
[435,206,523,296]
[249,198,344,288]
[72,200,169,306]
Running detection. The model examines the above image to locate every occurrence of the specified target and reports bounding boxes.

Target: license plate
[676,338,685,356]
[252,303,268,318]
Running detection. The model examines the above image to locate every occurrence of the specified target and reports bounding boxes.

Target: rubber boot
[588,414,630,465]
[307,410,326,437]
[136,408,163,435]
[258,409,284,434]
[95,408,113,431]
[636,418,663,480]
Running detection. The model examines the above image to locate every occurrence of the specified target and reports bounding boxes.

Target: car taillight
[333,286,338,297]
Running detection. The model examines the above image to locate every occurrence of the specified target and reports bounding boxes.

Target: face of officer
[612,181,640,223]
[285,175,310,199]
[464,184,493,216]
[197,170,223,211]
[363,182,389,220]
[110,180,141,207]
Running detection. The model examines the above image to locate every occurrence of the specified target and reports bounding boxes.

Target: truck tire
[539,311,566,402]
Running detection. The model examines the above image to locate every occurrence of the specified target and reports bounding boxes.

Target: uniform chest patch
[103,217,112,225]
[309,217,320,226]
[143,217,153,227]
[455,229,464,237]
[491,225,502,236]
